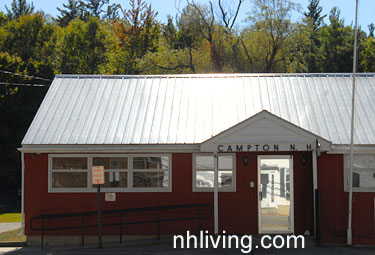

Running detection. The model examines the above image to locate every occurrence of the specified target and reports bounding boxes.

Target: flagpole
[347,0,359,246]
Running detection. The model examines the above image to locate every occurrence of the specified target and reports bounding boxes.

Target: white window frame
[48,154,172,193]
[192,153,236,192]
[48,154,90,192]
[343,153,375,192]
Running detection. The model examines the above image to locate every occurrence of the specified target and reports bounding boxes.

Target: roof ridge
[55,73,375,79]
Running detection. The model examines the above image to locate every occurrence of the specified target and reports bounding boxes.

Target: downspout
[312,149,318,236]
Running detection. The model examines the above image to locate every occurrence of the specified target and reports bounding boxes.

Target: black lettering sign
[236,145,243,152]
[274,144,279,151]
[290,144,296,151]
[227,145,233,152]
[255,144,259,151]
[263,144,270,151]
[247,145,252,151]
[306,144,312,151]
[217,145,224,152]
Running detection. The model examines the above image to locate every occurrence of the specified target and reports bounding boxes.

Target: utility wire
[0,69,53,82]
[0,82,49,87]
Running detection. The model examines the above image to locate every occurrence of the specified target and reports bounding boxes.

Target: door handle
[259,191,262,201]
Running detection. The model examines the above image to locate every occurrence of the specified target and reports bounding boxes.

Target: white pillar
[20,150,25,235]
[312,149,318,236]
[214,152,218,235]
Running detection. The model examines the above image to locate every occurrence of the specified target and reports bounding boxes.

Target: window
[344,154,375,192]
[93,157,128,188]
[132,156,170,188]
[50,156,89,190]
[48,154,171,192]
[193,154,235,192]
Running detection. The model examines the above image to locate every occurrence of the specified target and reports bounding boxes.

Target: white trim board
[201,110,332,152]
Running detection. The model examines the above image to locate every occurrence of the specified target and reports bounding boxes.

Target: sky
[0,0,374,33]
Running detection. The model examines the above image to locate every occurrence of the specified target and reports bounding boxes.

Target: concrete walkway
[0,223,21,234]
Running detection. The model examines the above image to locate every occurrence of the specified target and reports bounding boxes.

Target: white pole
[214,152,219,235]
[312,149,318,236]
[20,150,25,235]
[347,0,359,246]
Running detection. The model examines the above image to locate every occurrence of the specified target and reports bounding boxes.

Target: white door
[258,155,294,234]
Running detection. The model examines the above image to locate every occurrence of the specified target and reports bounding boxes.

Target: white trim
[19,144,200,153]
[258,155,294,234]
[329,145,375,154]
[20,151,25,235]
[201,110,331,152]
[48,154,172,193]
[192,153,236,192]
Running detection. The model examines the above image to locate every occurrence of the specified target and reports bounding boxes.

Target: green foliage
[359,37,375,72]
[5,0,34,20]
[56,17,108,74]
[107,0,160,74]
[318,8,355,72]
[56,0,86,27]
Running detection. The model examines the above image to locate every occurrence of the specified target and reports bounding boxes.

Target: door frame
[257,155,294,234]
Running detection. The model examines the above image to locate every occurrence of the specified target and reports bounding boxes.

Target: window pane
[133,172,168,188]
[133,157,169,169]
[219,171,233,187]
[100,172,128,188]
[196,156,213,169]
[196,171,214,187]
[93,157,128,169]
[354,170,375,188]
[196,171,233,188]
[52,172,87,188]
[52,157,87,169]
[219,156,233,169]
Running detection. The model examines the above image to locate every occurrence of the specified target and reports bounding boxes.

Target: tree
[56,0,86,27]
[304,0,325,31]
[368,23,374,38]
[103,3,120,20]
[359,37,375,72]
[303,0,326,72]
[107,0,160,74]
[318,7,357,72]
[5,0,34,20]
[1,13,57,78]
[84,0,109,18]
[56,17,108,74]
[242,0,300,72]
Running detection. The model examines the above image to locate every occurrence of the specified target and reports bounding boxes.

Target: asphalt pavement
[0,237,375,255]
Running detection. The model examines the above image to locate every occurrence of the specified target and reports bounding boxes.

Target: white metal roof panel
[22,73,375,146]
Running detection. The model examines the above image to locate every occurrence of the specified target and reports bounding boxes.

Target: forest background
[0,0,374,210]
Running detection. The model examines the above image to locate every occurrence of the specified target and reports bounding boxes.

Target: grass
[0,213,21,223]
[0,228,26,242]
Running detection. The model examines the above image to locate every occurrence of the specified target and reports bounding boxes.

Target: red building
[19,74,375,246]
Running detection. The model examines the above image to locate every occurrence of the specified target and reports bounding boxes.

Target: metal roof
[22,73,375,146]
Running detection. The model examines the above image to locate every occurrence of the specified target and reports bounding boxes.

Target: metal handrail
[30,203,211,249]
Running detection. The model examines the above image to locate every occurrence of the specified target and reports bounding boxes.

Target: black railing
[30,203,211,249]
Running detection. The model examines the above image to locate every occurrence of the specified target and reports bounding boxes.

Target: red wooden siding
[26,151,363,242]
[317,153,375,245]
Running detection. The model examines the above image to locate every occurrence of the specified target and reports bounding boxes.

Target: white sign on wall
[92,166,105,185]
